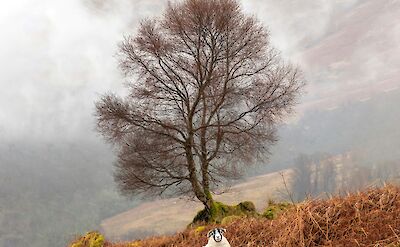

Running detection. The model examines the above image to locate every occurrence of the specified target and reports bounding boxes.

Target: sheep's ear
[207,230,214,238]
[219,228,226,234]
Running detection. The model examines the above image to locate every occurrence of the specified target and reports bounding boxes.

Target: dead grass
[106,185,400,247]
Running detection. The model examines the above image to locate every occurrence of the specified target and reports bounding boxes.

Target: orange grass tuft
[106,185,400,246]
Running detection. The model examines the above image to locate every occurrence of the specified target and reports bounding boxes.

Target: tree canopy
[95,0,304,215]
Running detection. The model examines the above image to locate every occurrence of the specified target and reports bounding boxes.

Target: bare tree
[95,0,304,219]
[320,159,337,194]
[292,154,312,201]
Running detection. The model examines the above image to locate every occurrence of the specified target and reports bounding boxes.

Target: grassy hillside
[101,170,293,241]
[98,185,400,246]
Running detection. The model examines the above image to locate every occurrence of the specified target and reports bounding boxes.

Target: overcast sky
[0,0,398,142]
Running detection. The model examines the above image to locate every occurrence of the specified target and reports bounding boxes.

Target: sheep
[203,228,231,247]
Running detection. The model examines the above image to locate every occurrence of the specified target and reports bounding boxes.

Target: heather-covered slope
[106,185,400,247]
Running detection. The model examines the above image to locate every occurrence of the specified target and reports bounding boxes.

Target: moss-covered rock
[221,215,243,225]
[69,231,104,247]
[262,201,291,220]
[237,201,256,212]
[191,201,258,225]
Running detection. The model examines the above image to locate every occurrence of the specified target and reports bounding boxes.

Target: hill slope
[100,170,293,241]
[105,185,400,247]
[297,0,400,112]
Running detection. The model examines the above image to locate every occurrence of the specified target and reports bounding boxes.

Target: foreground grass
[73,185,400,247]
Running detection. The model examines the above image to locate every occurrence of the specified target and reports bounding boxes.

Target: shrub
[194,226,206,235]
[262,201,291,220]
[69,231,104,247]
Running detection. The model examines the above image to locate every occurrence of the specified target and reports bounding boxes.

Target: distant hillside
[0,140,138,247]
[266,88,400,173]
[249,0,400,176]
[100,170,293,241]
[298,0,400,109]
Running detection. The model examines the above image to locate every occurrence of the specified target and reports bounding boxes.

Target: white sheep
[203,228,231,247]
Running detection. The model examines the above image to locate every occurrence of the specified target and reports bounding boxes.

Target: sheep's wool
[204,236,231,247]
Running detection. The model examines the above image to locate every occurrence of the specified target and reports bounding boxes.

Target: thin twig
[280,171,295,205]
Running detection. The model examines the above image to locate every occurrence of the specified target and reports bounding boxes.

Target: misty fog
[0,0,399,246]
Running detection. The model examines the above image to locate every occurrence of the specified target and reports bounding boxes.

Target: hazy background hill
[0,140,139,247]
[0,0,399,246]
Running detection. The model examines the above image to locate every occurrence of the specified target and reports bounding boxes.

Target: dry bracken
[106,185,400,247]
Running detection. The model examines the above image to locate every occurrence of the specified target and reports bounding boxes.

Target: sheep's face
[207,228,226,242]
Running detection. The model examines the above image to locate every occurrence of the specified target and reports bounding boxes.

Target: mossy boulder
[69,231,104,247]
[237,201,256,212]
[192,201,258,225]
[263,201,291,220]
[221,215,243,225]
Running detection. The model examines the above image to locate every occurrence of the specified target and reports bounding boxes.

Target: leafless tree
[95,0,304,218]
[292,154,312,201]
[320,159,337,194]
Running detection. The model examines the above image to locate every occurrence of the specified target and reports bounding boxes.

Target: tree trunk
[185,142,215,221]
[186,112,215,221]
[203,187,214,212]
